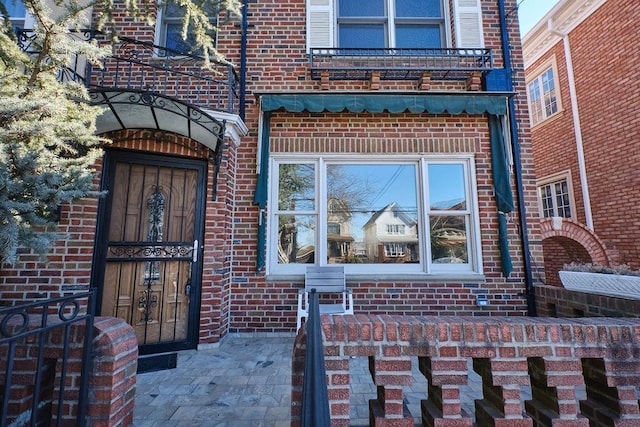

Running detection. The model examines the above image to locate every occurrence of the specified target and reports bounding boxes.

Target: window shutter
[452,0,484,48]
[307,0,334,51]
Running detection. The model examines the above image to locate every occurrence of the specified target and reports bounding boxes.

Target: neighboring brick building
[1,0,542,356]
[523,0,639,286]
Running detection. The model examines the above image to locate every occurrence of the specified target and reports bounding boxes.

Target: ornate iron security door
[94,151,206,354]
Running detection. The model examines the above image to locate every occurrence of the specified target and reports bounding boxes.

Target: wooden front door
[93,150,206,354]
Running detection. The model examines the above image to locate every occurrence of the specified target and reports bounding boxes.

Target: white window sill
[265,272,487,284]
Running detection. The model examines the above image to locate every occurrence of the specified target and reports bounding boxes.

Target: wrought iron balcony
[15,29,239,115]
[309,47,493,81]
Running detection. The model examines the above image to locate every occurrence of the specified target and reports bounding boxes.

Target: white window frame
[386,224,405,235]
[267,155,482,276]
[423,158,481,274]
[306,0,484,52]
[526,56,562,127]
[537,171,574,219]
[335,0,447,49]
[1,0,35,29]
[385,242,406,257]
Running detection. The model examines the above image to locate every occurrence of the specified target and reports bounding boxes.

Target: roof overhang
[90,89,226,151]
[522,0,607,67]
[256,91,512,115]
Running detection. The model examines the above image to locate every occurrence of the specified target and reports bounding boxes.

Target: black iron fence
[15,29,240,115]
[301,289,331,427]
[0,291,96,427]
[310,47,493,81]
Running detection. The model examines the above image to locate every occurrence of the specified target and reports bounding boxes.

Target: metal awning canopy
[90,89,225,152]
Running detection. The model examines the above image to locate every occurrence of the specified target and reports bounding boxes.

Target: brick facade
[524,0,640,277]
[0,0,542,345]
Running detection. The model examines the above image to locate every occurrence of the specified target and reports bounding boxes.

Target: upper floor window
[538,173,573,218]
[527,62,560,126]
[156,1,218,54]
[386,224,405,235]
[269,157,481,276]
[1,0,28,29]
[307,0,484,51]
[337,0,445,48]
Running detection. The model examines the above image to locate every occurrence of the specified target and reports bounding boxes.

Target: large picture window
[269,157,481,275]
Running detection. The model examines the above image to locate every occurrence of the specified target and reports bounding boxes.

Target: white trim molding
[522,0,607,68]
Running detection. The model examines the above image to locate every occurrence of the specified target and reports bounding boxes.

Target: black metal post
[301,289,331,427]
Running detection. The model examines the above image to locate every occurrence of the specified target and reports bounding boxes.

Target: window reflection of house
[363,202,419,263]
[429,200,468,264]
[327,198,354,262]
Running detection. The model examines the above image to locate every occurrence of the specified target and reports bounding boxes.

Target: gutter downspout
[227,0,249,332]
[239,0,248,120]
[498,0,537,316]
[548,20,594,231]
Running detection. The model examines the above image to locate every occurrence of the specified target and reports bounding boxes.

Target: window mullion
[387,0,396,47]
[317,158,327,266]
[420,158,431,273]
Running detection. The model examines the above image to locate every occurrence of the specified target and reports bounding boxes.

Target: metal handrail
[301,289,331,427]
[310,47,493,81]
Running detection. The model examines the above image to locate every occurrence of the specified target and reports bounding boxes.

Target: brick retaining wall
[0,316,137,426]
[292,314,640,427]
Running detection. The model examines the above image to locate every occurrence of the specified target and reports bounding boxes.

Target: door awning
[259,92,511,115]
[90,89,225,152]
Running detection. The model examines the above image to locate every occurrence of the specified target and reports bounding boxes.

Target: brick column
[87,317,138,427]
[368,356,414,426]
[325,353,350,427]
[525,357,588,426]
[473,357,533,427]
[580,357,640,427]
[420,356,473,427]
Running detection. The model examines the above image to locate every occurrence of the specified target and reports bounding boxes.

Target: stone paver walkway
[133,335,513,426]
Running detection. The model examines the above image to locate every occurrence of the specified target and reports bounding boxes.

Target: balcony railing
[310,47,493,81]
[15,29,239,115]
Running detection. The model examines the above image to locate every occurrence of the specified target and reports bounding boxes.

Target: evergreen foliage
[0,0,240,264]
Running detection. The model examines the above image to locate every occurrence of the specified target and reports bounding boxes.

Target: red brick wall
[535,284,640,318]
[226,0,540,331]
[528,0,640,270]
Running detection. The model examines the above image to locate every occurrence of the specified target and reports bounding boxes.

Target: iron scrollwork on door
[138,288,159,323]
[145,186,165,282]
[138,186,165,323]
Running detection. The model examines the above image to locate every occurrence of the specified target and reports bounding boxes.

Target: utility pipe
[498,0,537,316]
[239,0,248,120]
[547,20,594,231]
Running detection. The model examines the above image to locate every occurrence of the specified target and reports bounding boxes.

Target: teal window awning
[259,92,510,115]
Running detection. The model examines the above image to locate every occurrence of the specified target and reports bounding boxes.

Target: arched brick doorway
[539,218,611,286]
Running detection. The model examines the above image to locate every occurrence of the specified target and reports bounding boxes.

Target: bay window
[269,156,481,275]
